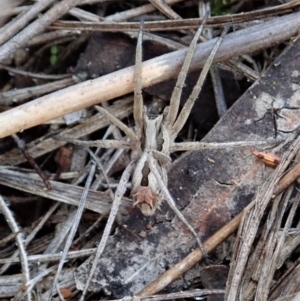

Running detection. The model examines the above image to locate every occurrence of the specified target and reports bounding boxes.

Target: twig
[0,195,31,301]
[273,161,300,195]
[0,12,299,138]
[0,168,131,216]
[210,65,227,116]
[0,232,20,247]
[0,78,74,106]
[0,248,96,264]
[105,0,184,22]
[11,133,52,190]
[199,2,227,117]
[170,139,280,152]
[0,98,133,165]
[26,30,77,47]
[148,0,181,20]
[0,64,71,80]
[110,289,225,301]
[0,202,59,274]
[53,0,300,32]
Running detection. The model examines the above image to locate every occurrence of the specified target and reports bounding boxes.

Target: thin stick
[0,248,96,264]
[11,133,52,190]
[105,0,183,21]
[148,0,181,20]
[0,195,31,301]
[110,289,225,301]
[0,78,74,106]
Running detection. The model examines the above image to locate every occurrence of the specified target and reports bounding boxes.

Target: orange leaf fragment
[59,287,72,299]
[252,150,281,168]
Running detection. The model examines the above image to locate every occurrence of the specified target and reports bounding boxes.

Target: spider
[58,20,274,300]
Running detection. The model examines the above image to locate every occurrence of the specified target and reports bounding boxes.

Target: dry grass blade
[0,168,131,216]
[148,0,181,20]
[0,248,96,265]
[111,289,225,301]
[80,161,135,301]
[52,0,300,32]
[0,195,31,301]
[48,163,96,300]
[0,78,74,106]
[0,202,59,274]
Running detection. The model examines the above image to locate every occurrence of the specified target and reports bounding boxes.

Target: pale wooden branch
[0,12,299,138]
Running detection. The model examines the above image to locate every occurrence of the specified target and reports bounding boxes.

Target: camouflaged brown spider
[65,22,228,255]
[60,20,279,299]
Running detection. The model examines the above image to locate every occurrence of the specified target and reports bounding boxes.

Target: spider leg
[171,26,229,139]
[147,153,207,257]
[80,160,136,301]
[170,140,280,152]
[133,24,144,140]
[95,106,138,144]
[165,14,208,129]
